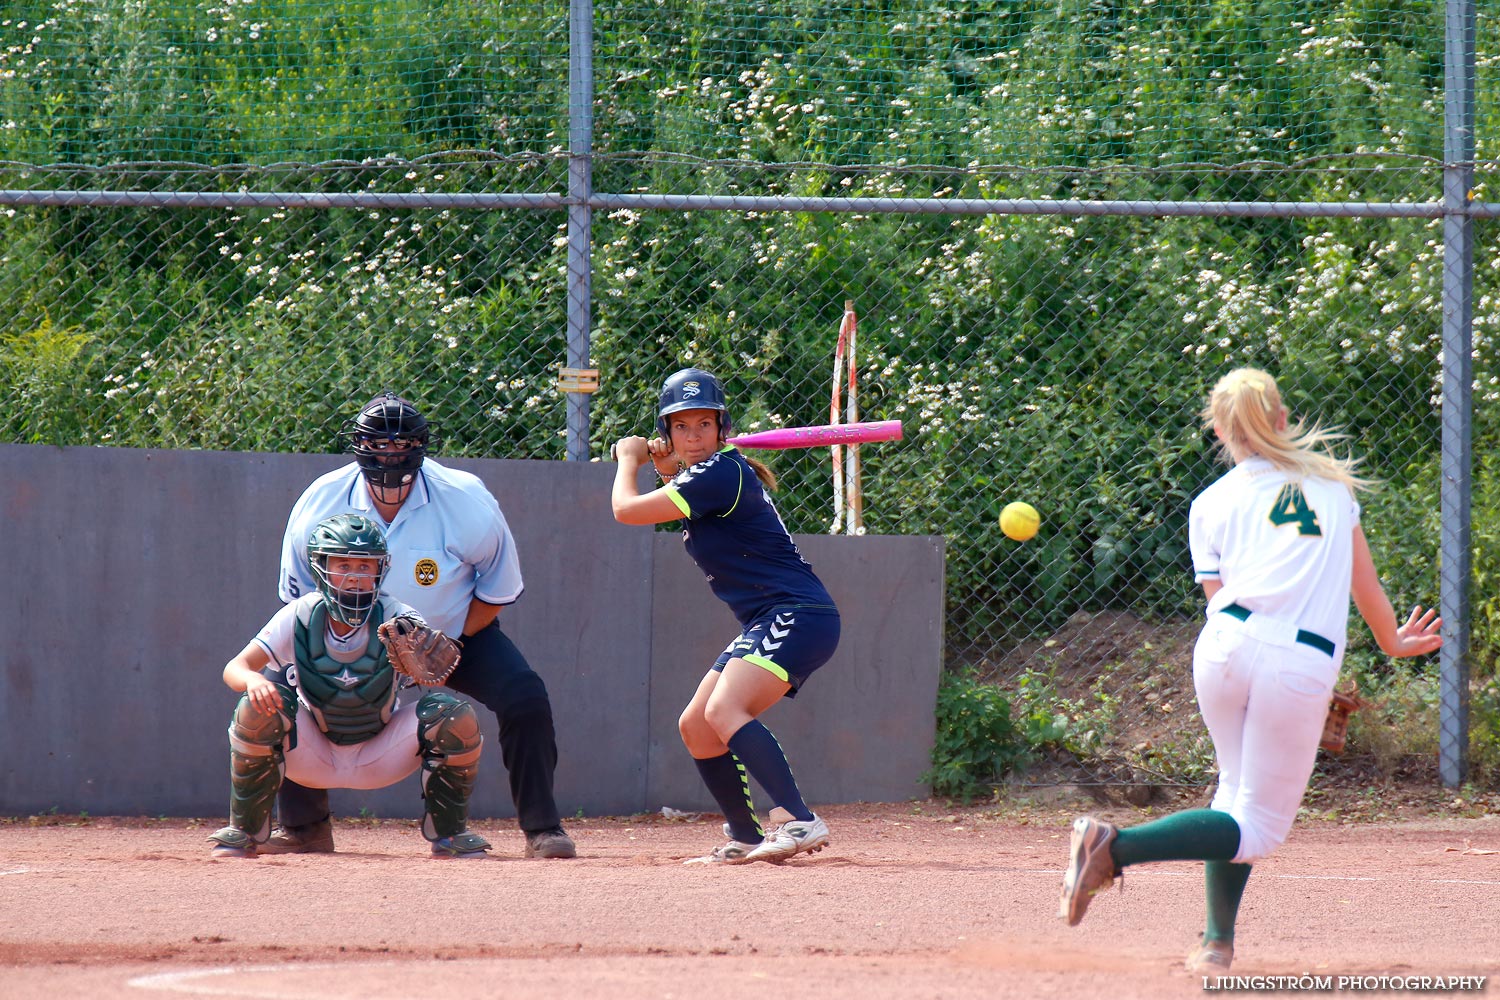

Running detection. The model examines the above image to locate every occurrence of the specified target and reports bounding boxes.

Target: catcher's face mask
[308,514,391,628]
[318,556,386,627]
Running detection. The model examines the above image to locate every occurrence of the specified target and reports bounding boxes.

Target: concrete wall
[0,444,944,820]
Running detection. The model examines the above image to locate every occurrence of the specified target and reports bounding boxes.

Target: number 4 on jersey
[1268,483,1322,536]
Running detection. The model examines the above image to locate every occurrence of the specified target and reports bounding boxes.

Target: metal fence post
[1440,0,1475,788]
[566,0,595,462]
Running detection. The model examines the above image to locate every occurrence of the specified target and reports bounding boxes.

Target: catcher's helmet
[307,513,391,627]
[345,392,433,497]
[656,368,731,439]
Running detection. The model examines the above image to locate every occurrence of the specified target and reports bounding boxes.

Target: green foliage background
[2,0,1496,781]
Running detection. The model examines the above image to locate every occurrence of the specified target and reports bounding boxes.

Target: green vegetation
[927,665,1131,800]
[924,669,1054,801]
[3,0,1465,168]
[1,0,1495,786]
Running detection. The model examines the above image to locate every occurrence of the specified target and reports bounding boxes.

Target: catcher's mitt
[378,614,461,686]
[1319,685,1367,754]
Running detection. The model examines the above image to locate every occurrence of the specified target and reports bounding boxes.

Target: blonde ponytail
[1203,368,1374,493]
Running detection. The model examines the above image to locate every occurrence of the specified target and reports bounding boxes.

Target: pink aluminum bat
[727,420,904,450]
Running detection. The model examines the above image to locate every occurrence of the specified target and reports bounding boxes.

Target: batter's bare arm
[612,435,687,526]
[1350,526,1442,658]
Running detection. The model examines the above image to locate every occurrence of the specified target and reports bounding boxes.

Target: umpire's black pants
[276,619,564,833]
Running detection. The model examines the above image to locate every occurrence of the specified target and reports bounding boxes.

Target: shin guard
[224,687,295,843]
[416,691,484,841]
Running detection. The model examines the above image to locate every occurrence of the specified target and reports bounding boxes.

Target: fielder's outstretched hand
[1389,605,1442,658]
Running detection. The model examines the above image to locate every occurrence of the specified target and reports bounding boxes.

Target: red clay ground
[2,802,1497,999]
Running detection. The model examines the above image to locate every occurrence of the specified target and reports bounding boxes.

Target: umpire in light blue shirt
[267,392,575,859]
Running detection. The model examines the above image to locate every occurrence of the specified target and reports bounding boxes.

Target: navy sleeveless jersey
[664,448,835,625]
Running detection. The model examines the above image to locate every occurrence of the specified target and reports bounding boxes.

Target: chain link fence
[3,0,1495,791]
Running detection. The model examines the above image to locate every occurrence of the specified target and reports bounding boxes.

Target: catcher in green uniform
[208,513,489,859]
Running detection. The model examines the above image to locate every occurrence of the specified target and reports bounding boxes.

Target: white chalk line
[129,962,401,997]
[128,957,900,997]
[0,867,29,875]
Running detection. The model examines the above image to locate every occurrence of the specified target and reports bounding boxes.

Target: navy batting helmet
[656,368,732,439]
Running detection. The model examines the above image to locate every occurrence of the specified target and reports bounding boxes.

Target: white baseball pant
[1193,609,1341,863]
[284,701,423,790]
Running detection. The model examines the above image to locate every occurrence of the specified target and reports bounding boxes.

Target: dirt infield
[2,802,1497,999]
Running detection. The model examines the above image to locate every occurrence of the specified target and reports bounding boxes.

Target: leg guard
[416,691,487,844]
[222,686,295,845]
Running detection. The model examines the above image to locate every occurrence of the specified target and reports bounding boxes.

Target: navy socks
[727,719,813,822]
[692,753,762,844]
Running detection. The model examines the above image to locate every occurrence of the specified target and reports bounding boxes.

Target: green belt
[1221,602,1336,657]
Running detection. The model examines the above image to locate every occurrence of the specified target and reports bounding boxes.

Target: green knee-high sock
[1111,808,1241,867]
[1204,860,1253,944]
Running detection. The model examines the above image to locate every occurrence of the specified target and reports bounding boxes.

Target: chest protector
[293,599,398,745]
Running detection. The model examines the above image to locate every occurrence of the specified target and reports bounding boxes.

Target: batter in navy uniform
[612,368,840,865]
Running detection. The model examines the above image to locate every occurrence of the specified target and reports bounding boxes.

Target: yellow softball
[1000,501,1040,542]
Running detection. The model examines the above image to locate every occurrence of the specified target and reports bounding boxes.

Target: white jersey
[279,459,524,638]
[1188,457,1360,651]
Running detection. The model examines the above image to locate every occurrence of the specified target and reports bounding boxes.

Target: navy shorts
[712,606,841,698]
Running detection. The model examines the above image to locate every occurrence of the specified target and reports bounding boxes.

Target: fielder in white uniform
[1057,368,1442,974]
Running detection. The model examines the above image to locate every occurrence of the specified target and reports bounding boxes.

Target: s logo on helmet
[414,558,439,586]
[681,381,701,398]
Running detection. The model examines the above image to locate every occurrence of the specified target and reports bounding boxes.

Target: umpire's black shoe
[262,819,336,854]
[524,826,576,859]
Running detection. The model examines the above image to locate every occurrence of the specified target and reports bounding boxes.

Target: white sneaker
[745,814,830,863]
[683,838,762,865]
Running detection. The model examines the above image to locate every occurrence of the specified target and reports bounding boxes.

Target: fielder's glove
[378,614,461,687]
[1319,685,1366,754]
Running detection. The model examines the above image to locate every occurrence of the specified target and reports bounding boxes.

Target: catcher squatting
[209,513,485,859]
